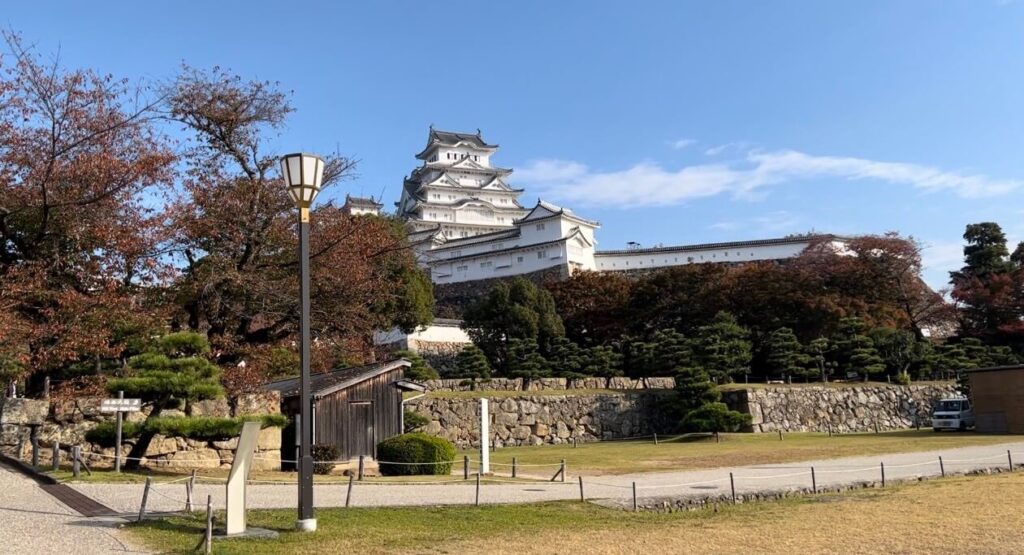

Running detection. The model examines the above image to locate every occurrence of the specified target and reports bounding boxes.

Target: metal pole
[346,474,354,508]
[880,462,885,487]
[72,446,81,478]
[358,455,365,481]
[939,456,945,477]
[777,429,783,441]
[632,482,638,511]
[463,455,469,480]
[560,459,566,482]
[205,495,213,554]
[138,477,152,522]
[115,390,123,473]
[30,426,39,467]
[52,440,60,471]
[512,457,517,479]
[297,208,315,528]
[1009,450,1014,472]
[654,433,659,445]
[811,467,816,494]
[578,475,585,502]
[715,431,720,444]
[730,472,736,504]
[475,473,481,506]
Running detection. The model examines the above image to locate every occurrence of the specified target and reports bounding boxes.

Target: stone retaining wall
[722,383,958,433]
[0,393,284,470]
[407,392,669,448]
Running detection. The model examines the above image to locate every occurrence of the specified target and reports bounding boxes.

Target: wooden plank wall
[312,368,404,460]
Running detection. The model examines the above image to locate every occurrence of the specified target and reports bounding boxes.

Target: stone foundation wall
[407,392,668,448]
[722,383,958,433]
[0,393,283,470]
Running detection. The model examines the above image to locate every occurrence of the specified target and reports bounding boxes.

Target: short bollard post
[730,472,736,504]
[874,421,880,434]
[52,441,60,471]
[186,470,195,512]
[939,456,945,477]
[578,476,585,502]
[560,459,566,483]
[811,467,817,494]
[475,473,481,506]
[72,446,81,478]
[204,495,213,554]
[632,482,638,511]
[463,455,469,480]
[1008,450,1014,472]
[138,476,152,522]
[512,457,517,479]
[358,455,365,481]
[715,431,721,444]
[346,474,354,508]
[654,433,659,445]
[30,427,39,467]
[573,437,578,448]
[777,430,783,441]
[880,462,886,487]
[827,423,832,437]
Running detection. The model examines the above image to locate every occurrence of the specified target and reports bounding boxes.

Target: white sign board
[225,421,261,535]
[99,398,142,413]
[479,398,490,474]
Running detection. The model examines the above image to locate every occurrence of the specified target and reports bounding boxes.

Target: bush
[395,350,439,381]
[681,402,751,433]
[84,414,288,446]
[895,371,912,386]
[403,410,429,433]
[376,433,456,476]
[311,444,341,475]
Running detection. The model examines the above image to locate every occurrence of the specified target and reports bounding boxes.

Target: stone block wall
[0,392,283,470]
[407,392,668,448]
[722,383,958,433]
[420,377,676,392]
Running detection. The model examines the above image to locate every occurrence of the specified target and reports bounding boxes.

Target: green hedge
[311,444,341,475]
[85,414,288,446]
[376,433,456,476]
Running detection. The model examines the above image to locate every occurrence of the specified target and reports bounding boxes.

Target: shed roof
[964,364,1024,374]
[263,359,412,400]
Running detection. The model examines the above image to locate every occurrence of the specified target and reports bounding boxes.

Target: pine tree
[504,338,552,380]
[650,329,693,376]
[833,317,885,380]
[453,345,491,380]
[806,337,837,382]
[394,350,439,381]
[691,312,752,383]
[546,337,587,377]
[763,327,809,381]
[582,345,622,377]
[106,332,223,469]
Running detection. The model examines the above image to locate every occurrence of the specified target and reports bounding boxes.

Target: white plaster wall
[430,242,569,284]
[594,241,811,271]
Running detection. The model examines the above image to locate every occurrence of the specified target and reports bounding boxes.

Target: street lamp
[280,152,324,532]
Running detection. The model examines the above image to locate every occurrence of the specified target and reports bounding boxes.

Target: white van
[931,397,975,431]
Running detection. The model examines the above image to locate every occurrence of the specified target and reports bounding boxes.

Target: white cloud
[671,138,696,150]
[704,141,754,156]
[516,149,1024,209]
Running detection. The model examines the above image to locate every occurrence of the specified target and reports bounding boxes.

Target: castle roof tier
[415,128,498,160]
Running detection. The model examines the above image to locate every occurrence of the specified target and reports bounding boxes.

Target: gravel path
[73,440,1024,514]
[0,464,146,555]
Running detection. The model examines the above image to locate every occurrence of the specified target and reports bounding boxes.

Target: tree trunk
[123,404,163,471]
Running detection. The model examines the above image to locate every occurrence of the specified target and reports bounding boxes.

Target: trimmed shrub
[403,410,429,433]
[376,433,456,476]
[681,402,751,433]
[84,414,288,446]
[312,444,341,475]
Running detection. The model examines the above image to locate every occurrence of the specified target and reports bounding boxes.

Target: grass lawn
[124,471,1024,554]
[467,430,1020,475]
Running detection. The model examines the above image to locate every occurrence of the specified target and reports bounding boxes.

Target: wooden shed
[264,359,424,465]
[967,365,1024,433]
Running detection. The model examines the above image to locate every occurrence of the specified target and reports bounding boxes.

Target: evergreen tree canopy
[691,312,752,382]
[453,345,491,380]
[394,350,439,381]
[763,327,809,379]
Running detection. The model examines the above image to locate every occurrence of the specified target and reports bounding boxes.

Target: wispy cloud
[516,148,1024,208]
[711,211,801,234]
[670,138,696,150]
[704,141,754,156]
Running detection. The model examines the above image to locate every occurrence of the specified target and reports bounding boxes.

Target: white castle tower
[397,128,529,238]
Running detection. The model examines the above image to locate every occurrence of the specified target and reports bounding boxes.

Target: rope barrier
[634,477,730,490]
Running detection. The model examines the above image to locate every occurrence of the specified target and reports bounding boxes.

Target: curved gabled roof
[416,128,498,159]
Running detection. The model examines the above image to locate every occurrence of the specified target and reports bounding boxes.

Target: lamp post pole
[297,204,315,530]
[281,152,324,533]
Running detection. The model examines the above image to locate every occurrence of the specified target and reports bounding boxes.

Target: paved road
[0,464,145,555]
[74,441,1024,513]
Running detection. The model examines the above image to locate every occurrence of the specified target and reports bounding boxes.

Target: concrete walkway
[0,464,145,554]
[73,441,1024,513]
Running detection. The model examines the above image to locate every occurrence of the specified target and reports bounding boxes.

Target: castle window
[537,250,547,259]
[536,223,545,231]
[456,265,468,272]
[517,256,524,263]
[480,261,493,269]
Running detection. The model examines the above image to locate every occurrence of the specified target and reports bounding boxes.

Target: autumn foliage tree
[164,67,432,377]
[0,33,175,390]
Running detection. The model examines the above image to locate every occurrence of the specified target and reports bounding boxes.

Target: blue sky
[9,1,1024,288]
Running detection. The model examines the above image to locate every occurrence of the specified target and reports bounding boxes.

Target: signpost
[99,391,141,472]
[479,398,490,475]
